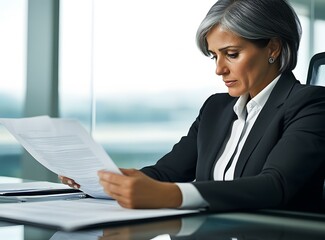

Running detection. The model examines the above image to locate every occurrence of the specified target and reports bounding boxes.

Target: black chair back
[306,52,325,86]
[306,52,325,212]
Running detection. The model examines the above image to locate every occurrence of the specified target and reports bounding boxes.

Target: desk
[1,177,325,239]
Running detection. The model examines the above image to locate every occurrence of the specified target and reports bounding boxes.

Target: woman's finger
[58,175,80,189]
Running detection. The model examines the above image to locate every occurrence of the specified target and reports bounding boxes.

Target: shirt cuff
[176,183,209,209]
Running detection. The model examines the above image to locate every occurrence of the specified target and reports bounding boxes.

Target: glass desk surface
[1,177,325,240]
[1,210,325,240]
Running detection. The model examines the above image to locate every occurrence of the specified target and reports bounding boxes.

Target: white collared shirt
[176,75,281,208]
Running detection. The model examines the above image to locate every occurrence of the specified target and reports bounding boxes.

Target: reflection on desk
[0,223,23,240]
[0,211,325,240]
[47,213,325,240]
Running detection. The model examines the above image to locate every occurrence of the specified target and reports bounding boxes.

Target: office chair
[306,52,325,86]
[306,52,325,212]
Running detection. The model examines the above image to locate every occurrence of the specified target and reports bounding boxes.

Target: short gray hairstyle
[196,0,302,72]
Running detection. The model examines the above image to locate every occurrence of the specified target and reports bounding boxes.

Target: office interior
[1,0,325,239]
[0,0,324,183]
[1,0,324,183]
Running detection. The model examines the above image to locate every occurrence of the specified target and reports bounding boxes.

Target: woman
[61,0,325,212]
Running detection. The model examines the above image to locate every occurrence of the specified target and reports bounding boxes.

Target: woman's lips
[224,80,237,87]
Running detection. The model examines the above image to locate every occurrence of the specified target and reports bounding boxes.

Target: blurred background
[0,0,325,181]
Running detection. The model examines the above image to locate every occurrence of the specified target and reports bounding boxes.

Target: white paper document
[0,198,199,231]
[0,116,121,199]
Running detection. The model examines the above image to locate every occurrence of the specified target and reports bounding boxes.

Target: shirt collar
[233,74,281,120]
[233,94,249,120]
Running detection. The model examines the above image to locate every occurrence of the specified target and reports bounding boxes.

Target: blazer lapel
[197,98,237,180]
[234,72,298,178]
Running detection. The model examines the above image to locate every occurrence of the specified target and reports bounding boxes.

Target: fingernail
[73,185,79,189]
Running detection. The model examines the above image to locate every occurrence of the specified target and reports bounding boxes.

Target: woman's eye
[210,55,217,61]
[227,53,239,59]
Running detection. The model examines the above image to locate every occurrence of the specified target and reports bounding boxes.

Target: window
[59,0,220,168]
[290,0,325,81]
[0,0,27,177]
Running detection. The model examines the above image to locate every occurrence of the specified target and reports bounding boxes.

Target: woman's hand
[99,218,182,240]
[98,168,182,209]
[58,175,80,189]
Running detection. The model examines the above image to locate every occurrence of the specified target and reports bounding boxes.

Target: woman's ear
[268,37,282,59]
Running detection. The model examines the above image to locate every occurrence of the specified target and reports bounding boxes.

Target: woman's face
[206,26,280,98]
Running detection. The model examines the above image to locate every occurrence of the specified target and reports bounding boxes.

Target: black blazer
[141,72,325,212]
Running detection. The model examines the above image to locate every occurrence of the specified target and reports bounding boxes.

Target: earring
[268,57,275,64]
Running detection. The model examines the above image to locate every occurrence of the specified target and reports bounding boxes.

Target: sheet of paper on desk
[0,198,200,231]
[0,116,122,199]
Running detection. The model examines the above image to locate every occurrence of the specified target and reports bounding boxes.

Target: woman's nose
[215,58,229,76]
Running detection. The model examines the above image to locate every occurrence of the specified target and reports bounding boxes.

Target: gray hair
[196,0,302,72]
